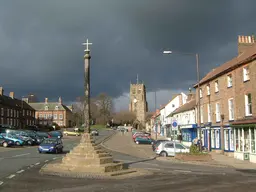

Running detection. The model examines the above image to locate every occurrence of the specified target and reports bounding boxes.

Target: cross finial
[82,38,93,52]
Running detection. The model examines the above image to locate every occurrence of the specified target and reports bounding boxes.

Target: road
[1,130,256,191]
[0,129,113,183]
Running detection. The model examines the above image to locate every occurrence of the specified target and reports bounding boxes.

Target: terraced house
[28,97,74,127]
[0,87,35,128]
[194,35,256,163]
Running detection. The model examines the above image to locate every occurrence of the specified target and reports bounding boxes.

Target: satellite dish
[133,98,137,103]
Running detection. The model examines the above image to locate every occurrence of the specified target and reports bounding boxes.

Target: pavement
[1,130,256,191]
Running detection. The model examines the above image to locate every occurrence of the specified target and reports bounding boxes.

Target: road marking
[45,160,49,162]
[35,162,40,165]
[53,157,57,160]
[30,165,34,167]
[0,181,3,186]
[16,170,24,174]
[144,168,161,171]
[7,174,15,179]
[12,153,30,158]
[173,170,192,173]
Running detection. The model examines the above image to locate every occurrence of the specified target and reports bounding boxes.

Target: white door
[164,143,175,156]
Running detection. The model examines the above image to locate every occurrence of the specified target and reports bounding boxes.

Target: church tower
[129,75,148,128]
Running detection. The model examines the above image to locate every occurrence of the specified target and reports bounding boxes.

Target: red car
[132,132,151,141]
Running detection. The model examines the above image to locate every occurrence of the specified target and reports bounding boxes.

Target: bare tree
[95,93,113,124]
[112,111,136,125]
[72,96,99,126]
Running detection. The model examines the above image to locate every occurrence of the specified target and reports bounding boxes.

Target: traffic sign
[172,121,178,128]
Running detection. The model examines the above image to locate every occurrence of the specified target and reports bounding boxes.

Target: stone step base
[45,162,124,173]
[67,152,111,158]
[62,156,114,165]
[71,148,105,154]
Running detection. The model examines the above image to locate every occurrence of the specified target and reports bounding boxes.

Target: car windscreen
[41,139,57,144]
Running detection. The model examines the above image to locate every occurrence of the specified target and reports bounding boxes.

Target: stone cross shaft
[83,38,92,133]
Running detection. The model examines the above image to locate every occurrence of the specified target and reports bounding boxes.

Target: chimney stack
[9,92,14,99]
[45,98,48,104]
[58,96,62,104]
[238,35,255,55]
[0,87,3,96]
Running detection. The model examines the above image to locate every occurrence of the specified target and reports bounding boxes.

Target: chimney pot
[0,87,3,96]
[238,34,256,54]
[9,92,14,99]
[45,98,48,103]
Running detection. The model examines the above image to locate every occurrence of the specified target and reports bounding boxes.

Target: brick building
[194,35,256,163]
[28,97,74,128]
[0,87,36,128]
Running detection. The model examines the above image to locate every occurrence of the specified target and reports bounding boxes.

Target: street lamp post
[163,51,202,151]
[154,90,157,141]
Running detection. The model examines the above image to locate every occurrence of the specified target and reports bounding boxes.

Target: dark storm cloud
[0,0,256,104]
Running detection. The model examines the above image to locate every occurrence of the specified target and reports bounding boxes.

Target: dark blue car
[38,138,63,154]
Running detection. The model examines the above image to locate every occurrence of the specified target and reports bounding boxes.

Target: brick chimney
[45,98,48,104]
[9,92,14,99]
[238,35,255,55]
[0,87,3,96]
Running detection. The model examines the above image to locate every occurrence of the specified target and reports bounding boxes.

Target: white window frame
[59,114,63,120]
[243,66,250,81]
[199,89,202,98]
[53,114,58,120]
[215,102,221,122]
[227,74,232,87]
[200,106,203,123]
[215,81,219,92]
[207,85,210,95]
[245,93,252,116]
[45,106,49,110]
[55,106,59,110]
[228,98,234,120]
[207,104,211,122]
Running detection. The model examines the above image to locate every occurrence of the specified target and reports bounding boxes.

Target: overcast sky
[0,0,256,111]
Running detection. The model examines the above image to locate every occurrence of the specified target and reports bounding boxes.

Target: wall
[172,109,196,126]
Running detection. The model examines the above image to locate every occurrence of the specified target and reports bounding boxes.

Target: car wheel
[136,141,139,145]
[160,151,168,157]
[15,141,21,146]
[3,142,8,147]
[38,151,42,153]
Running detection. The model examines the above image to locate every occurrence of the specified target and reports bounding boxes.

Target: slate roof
[29,102,72,112]
[0,95,35,110]
[194,43,256,87]
[166,99,196,117]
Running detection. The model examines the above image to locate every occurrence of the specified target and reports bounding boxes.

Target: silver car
[155,141,189,157]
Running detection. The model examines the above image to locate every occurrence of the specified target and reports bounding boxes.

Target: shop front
[180,124,197,147]
[231,122,256,163]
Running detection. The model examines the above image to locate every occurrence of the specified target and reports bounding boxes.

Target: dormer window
[55,106,59,110]
[45,106,49,110]
[207,85,210,95]
[243,66,250,82]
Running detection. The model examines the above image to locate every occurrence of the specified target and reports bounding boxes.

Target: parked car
[8,130,38,145]
[132,132,150,141]
[0,133,25,146]
[0,135,14,147]
[48,131,63,138]
[38,138,63,154]
[155,141,189,157]
[91,130,99,136]
[34,131,51,143]
[152,139,169,151]
[134,136,154,145]
[63,129,80,136]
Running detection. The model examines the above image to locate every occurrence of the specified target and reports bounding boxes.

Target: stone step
[72,146,101,152]
[108,169,137,176]
[70,149,105,155]
[100,162,124,173]
[62,156,114,165]
[67,152,111,158]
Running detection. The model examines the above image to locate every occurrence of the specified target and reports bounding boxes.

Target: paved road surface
[1,130,256,191]
[0,129,112,183]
